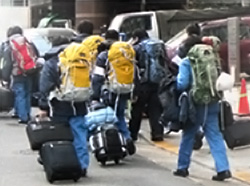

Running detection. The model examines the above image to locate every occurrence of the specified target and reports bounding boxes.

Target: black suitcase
[26,120,73,150]
[89,123,127,165]
[40,141,82,183]
[0,86,14,111]
[219,100,234,131]
[223,119,250,149]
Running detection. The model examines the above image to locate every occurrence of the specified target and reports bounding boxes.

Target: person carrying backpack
[128,29,168,142]
[72,20,94,43]
[91,29,136,155]
[2,26,39,124]
[37,37,90,177]
[173,37,231,181]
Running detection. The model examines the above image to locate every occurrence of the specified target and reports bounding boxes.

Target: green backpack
[187,44,220,105]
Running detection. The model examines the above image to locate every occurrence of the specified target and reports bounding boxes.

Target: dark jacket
[71,33,90,43]
[91,51,107,101]
[177,35,202,59]
[39,45,88,121]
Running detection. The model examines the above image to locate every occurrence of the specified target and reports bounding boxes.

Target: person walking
[38,37,90,177]
[91,29,136,155]
[173,39,232,181]
[2,26,38,124]
[128,29,166,142]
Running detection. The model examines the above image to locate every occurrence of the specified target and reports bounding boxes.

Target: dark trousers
[129,85,163,140]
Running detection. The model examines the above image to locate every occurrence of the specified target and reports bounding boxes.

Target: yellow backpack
[107,41,135,94]
[55,43,91,102]
[82,35,104,68]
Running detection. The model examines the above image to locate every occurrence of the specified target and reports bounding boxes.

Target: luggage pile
[86,102,128,165]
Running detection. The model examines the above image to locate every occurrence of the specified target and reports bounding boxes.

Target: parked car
[166,16,250,75]
[24,27,76,57]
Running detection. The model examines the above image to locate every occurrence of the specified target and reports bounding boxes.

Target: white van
[108,7,250,42]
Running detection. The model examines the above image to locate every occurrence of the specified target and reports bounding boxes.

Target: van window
[120,15,152,40]
[202,24,250,42]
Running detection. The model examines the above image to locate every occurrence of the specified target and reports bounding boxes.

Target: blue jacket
[39,45,88,121]
[176,57,192,91]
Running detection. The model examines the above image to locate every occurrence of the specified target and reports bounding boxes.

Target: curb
[139,132,250,185]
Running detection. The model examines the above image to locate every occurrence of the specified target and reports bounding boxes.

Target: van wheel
[101,160,106,166]
[114,158,120,164]
[73,178,79,182]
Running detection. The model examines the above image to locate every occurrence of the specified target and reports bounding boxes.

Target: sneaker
[173,169,189,177]
[81,169,87,177]
[11,113,19,119]
[212,170,232,181]
[151,136,164,142]
[18,120,28,124]
[131,134,138,142]
[126,138,136,155]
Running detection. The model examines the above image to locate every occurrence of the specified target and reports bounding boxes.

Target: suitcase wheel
[114,158,120,165]
[48,177,54,184]
[73,178,80,182]
[46,171,54,184]
[100,160,106,166]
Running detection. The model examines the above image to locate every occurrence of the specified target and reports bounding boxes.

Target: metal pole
[228,17,240,84]
[141,0,146,11]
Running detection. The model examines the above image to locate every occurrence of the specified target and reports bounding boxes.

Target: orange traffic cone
[238,78,250,116]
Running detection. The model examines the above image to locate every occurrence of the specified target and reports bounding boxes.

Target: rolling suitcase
[218,100,234,131]
[0,86,14,111]
[223,119,250,149]
[26,119,73,150]
[89,123,127,165]
[40,141,82,183]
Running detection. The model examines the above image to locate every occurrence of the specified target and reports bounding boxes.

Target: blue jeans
[69,116,89,170]
[115,96,131,140]
[177,103,230,172]
[12,76,32,121]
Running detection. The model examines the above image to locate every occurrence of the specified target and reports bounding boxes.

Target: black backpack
[158,75,180,124]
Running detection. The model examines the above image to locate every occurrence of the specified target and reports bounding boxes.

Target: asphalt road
[1,113,249,186]
[0,113,199,186]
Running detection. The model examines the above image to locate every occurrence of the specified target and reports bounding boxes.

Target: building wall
[0,0,28,6]
[75,0,110,32]
[30,0,75,27]
[0,7,30,41]
[30,0,186,30]
[75,0,186,33]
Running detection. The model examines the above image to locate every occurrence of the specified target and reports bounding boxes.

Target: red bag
[10,34,37,75]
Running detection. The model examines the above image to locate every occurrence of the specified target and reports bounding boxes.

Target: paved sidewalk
[139,118,250,185]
